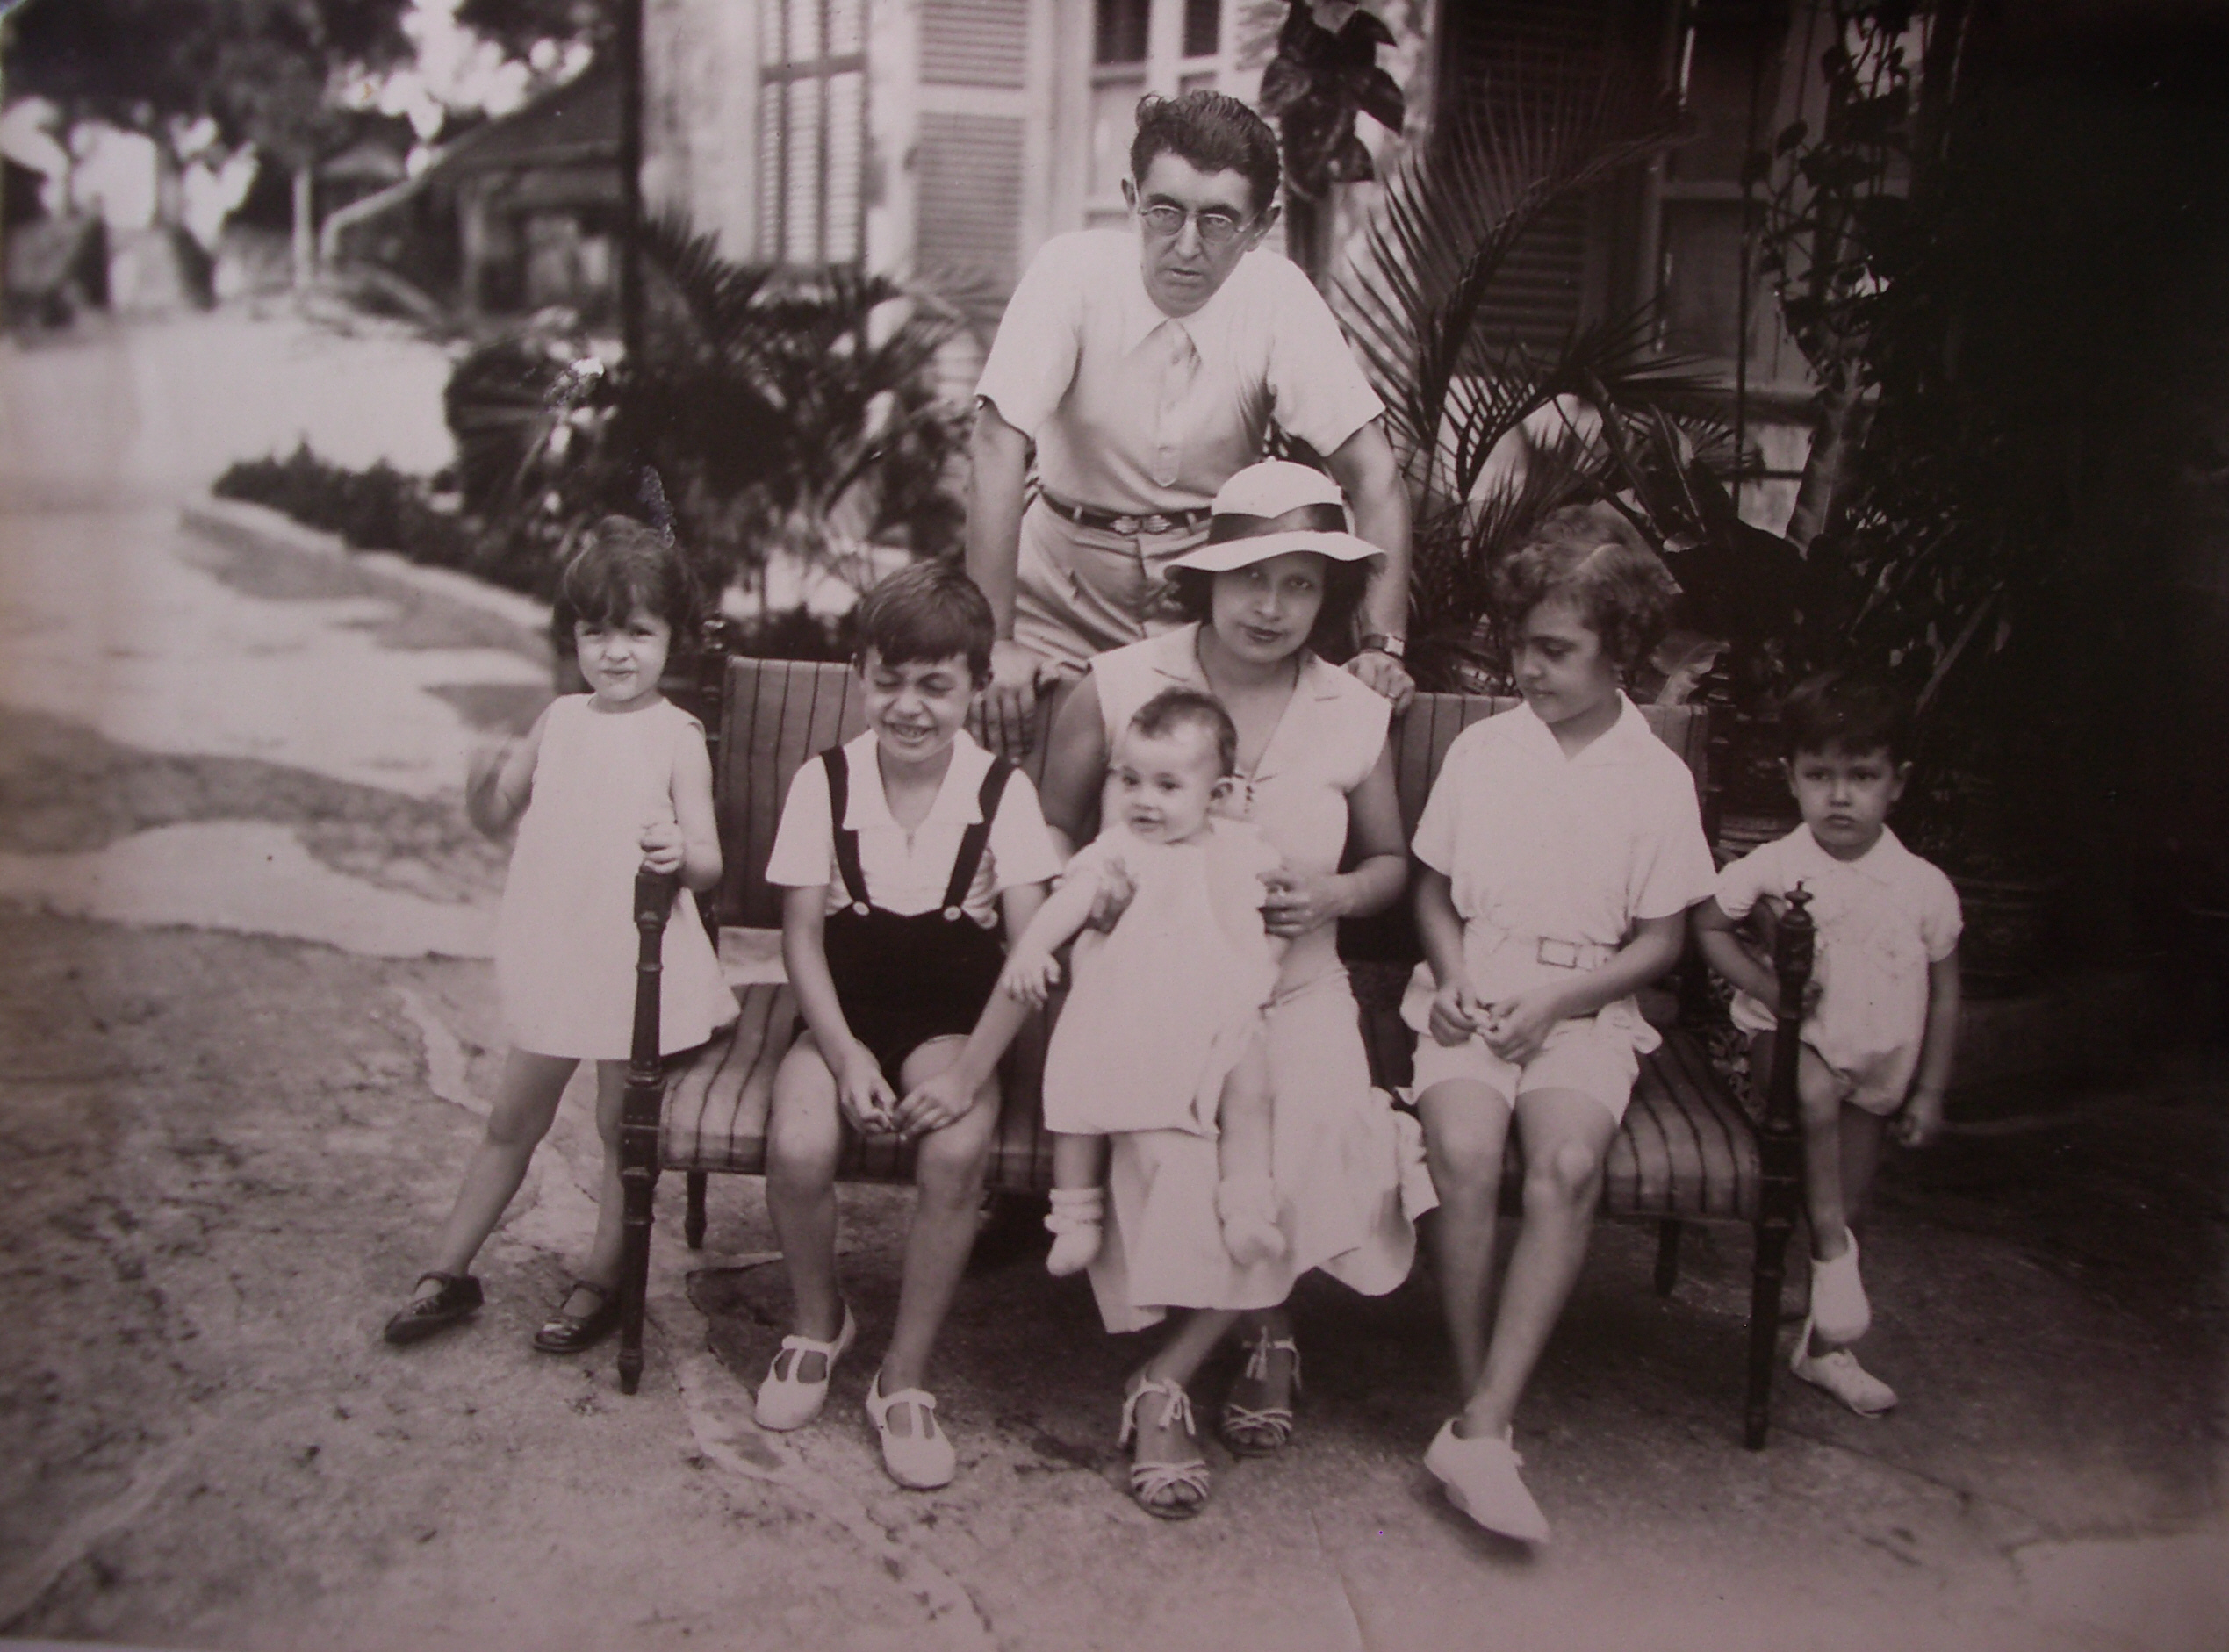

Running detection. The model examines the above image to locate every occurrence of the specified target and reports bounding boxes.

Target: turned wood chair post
[1744,882,1815,1448]
[617,867,678,1396]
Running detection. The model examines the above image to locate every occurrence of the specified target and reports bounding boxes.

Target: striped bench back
[710,657,1708,929]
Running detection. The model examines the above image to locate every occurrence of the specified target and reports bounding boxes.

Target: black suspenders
[822,747,1015,921]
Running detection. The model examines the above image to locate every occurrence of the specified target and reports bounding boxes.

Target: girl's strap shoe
[1119,1372,1211,1519]
[753,1304,858,1430]
[383,1272,483,1346]
[865,1372,956,1489]
[533,1278,622,1354]
[1219,1329,1301,1456]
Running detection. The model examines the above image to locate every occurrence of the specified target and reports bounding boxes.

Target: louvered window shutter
[759,0,869,266]
[917,0,1031,326]
[1438,0,1617,353]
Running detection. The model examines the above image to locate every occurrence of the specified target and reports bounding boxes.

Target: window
[759,0,868,266]
[1088,0,1226,224]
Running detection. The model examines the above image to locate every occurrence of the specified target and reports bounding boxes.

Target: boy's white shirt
[1714,822,1962,1072]
[763,729,1063,925]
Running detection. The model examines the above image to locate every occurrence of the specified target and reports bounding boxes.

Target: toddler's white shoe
[1791,1338,1898,1415]
[866,1371,956,1490]
[1215,1174,1289,1268]
[1808,1232,1872,1345]
[1424,1419,1550,1543]
[753,1304,856,1431]
[1045,1187,1104,1277]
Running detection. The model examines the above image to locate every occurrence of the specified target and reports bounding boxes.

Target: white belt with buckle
[1476,923,1614,972]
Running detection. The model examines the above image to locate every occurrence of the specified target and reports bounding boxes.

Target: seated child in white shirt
[1696,669,1963,1418]
[1001,687,1292,1274]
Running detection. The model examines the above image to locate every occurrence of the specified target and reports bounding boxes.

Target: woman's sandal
[1219,1329,1301,1456]
[1118,1372,1212,1519]
[531,1279,621,1354]
[383,1271,483,1346]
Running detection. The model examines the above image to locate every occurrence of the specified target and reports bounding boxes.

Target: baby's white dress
[1041,819,1284,1138]
[495,695,736,1060]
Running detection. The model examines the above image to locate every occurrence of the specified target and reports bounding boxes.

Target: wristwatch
[1357,632,1407,662]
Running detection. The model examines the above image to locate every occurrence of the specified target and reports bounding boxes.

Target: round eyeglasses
[1136,202,1252,248]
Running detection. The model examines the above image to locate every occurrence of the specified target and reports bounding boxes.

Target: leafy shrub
[213,442,485,581]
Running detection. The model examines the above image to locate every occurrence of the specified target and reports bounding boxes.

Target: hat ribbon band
[1204,501,1349,543]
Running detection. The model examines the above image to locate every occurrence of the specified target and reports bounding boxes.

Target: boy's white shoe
[1424,1419,1550,1542]
[753,1304,856,1431]
[1791,1338,1898,1415]
[1808,1232,1872,1346]
[866,1372,956,1489]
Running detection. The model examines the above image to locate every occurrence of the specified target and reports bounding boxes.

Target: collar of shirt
[1510,693,1657,768]
[836,729,995,833]
[1145,622,1345,784]
[1791,820,1912,887]
[1114,246,1255,372]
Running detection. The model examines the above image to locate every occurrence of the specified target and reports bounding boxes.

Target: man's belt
[1039,492,1212,538]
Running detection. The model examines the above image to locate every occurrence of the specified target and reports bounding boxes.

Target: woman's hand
[1083,858,1135,933]
[1345,648,1416,714]
[1428,977,1485,1046]
[834,1044,899,1134]
[892,1066,981,1138]
[1480,987,1566,1066]
[638,817,685,875]
[1258,866,1345,938]
[1000,945,1062,1009]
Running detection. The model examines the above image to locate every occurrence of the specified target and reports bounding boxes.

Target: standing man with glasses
[967,90,1414,743]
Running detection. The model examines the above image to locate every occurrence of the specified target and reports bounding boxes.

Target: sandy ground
[0,311,2225,1652]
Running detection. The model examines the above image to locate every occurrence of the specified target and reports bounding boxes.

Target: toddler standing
[384,516,735,1354]
[1002,687,1291,1275]
[1695,669,1962,1416]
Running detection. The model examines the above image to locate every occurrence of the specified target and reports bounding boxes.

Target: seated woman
[1034,459,1433,1518]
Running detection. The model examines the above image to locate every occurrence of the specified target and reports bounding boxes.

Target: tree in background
[4,0,413,285]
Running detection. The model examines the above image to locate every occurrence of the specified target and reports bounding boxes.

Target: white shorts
[1410,1015,1641,1124]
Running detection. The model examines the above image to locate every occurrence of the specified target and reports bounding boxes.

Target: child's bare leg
[421,1049,579,1292]
[1214,1039,1285,1266]
[1459,1088,1615,1438]
[544,1059,633,1318]
[1795,1048,1855,1259]
[1046,1131,1107,1276]
[881,1037,997,1397]
[1416,1079,1516,1398]
[1839,1105,1888,1225]
[765,1034,847,1350]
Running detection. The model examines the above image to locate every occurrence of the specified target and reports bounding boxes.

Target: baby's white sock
[1216,1174,1288,1268]
[1045,1187,1104,1277]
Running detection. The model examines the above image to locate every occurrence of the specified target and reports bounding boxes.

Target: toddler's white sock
[1044,1187,1104,1277]
[1216,1174,1288,1268]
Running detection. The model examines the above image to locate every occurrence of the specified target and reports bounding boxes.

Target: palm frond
[1338,62,1687,482]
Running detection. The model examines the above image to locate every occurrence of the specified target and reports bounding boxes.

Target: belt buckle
[1140,513,1171,534]
[1108,514,1140,535]
[1535,937,1582,969]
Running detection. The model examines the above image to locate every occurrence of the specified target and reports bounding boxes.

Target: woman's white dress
[1082,626,1434,1332]
[495,695,736,1060]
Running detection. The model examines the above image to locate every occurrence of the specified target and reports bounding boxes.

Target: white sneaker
[752,1304,856,1431]
[1424,1419,1550,1542]
[1808,1233,1872,1346]
[1791,1340,1898,1415]
[866,1371,956,1490]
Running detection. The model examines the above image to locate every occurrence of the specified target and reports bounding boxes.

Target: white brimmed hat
[1163,460,1383,573]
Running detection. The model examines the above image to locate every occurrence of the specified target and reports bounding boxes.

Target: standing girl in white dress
[383,517,735,1354]
[1002,687,1291,1275]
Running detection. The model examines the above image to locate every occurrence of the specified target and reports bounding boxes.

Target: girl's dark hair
[1779,669,1915,764]
[1162,554,1372,660]
[1489,503,1679,671]
[555,515,699,637]
[852,559,996,684]
[1129,686,1239,776]
[1131,91,1281,220]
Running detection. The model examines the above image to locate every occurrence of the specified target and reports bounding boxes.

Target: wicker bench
[614,655,1811,1447]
